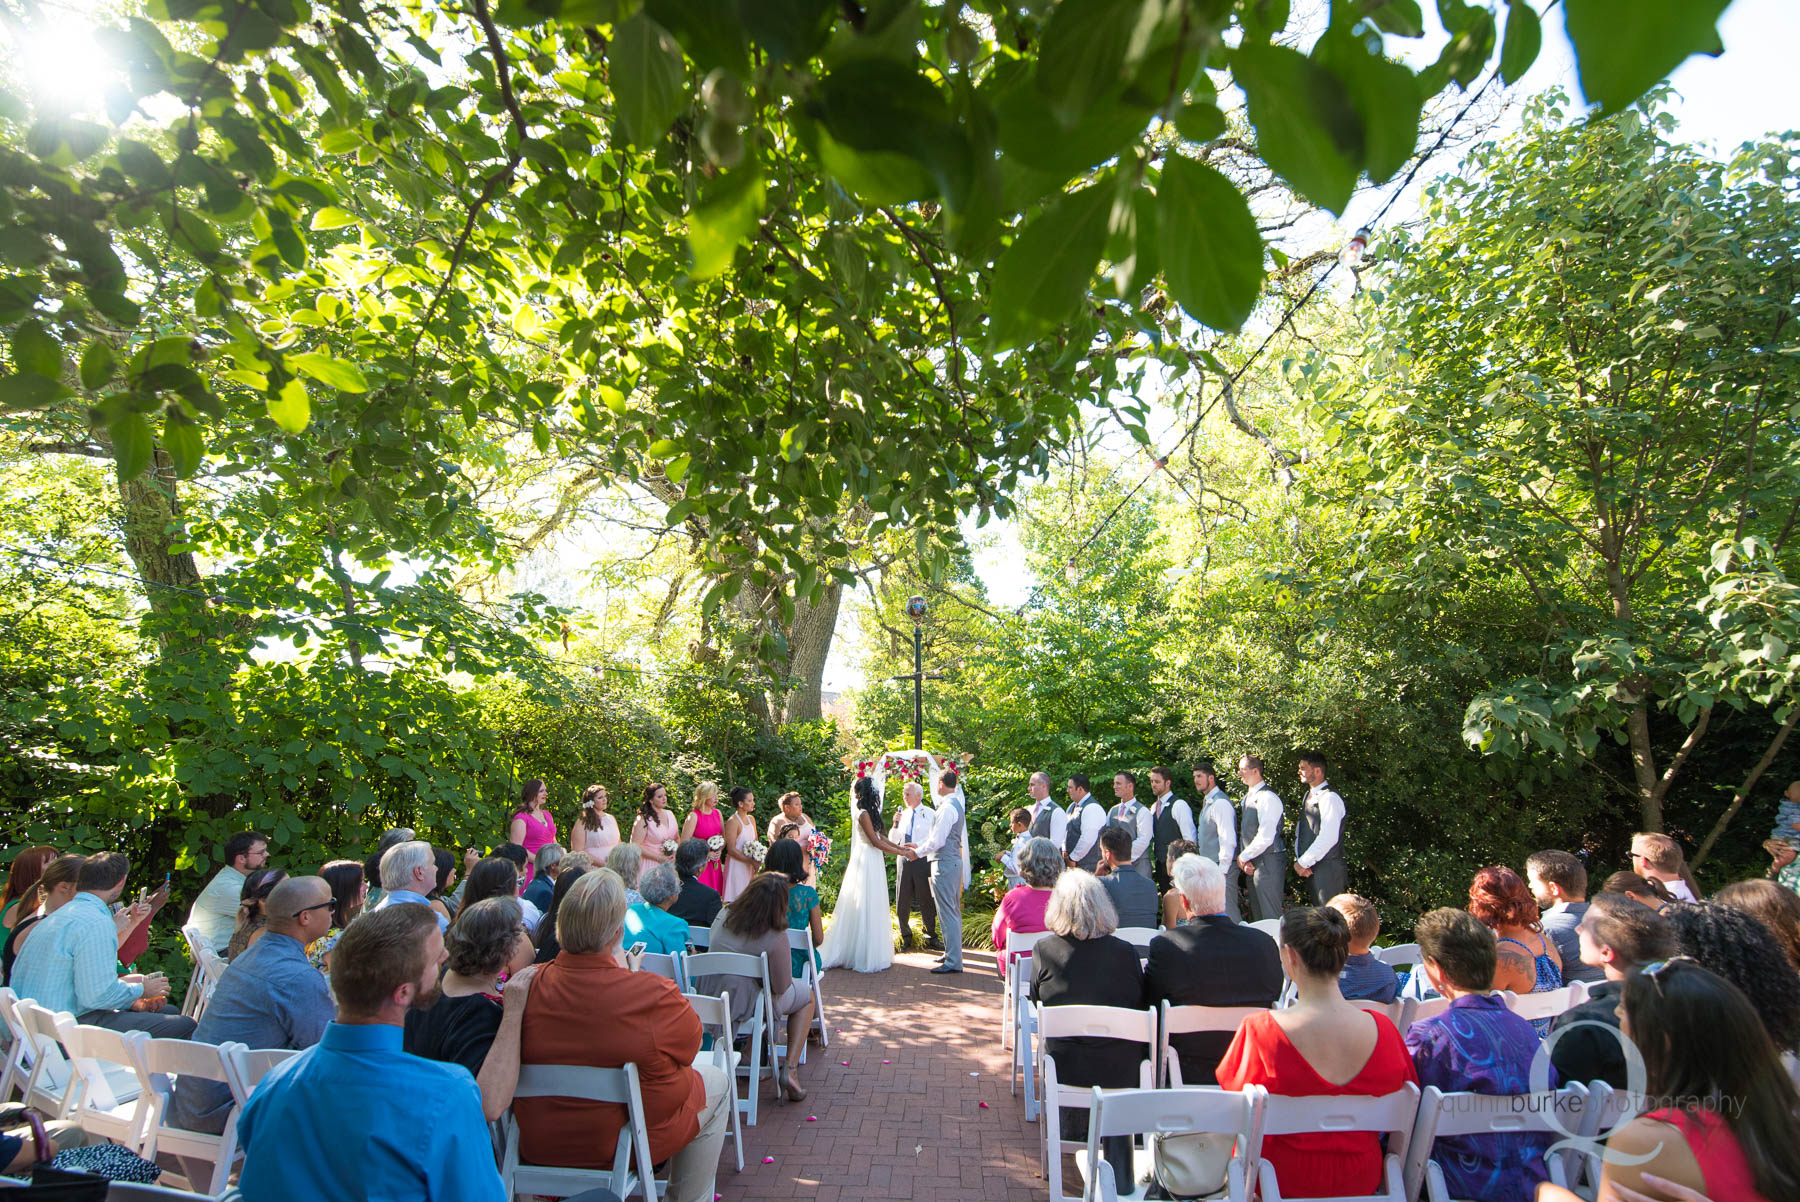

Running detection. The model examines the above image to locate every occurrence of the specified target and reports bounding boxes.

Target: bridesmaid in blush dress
[720,786,758,903]
[508,778,558,887]
[681,782,727,893]
[573,784,620,860]
[629,783,680,867]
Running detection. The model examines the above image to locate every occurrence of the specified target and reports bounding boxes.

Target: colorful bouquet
[747,840,769,864]
[806,831,832,872]
[661,838,679,857]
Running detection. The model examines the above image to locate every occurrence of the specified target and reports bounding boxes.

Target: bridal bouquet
[747,840,769,864]
[707,834,725,853]
[661,838,679,856]
[806,832,832,872]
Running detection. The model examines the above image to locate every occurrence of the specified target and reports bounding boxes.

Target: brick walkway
[723,946,1044,1202]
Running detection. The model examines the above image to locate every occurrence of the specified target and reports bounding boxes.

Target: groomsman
[1106,771,1155,880]
[1191,761,1240,920]
[1235,755,1286,921]
[1293,750,1347,904]
[1023,771,1069,848]
[1063,775,1107,873]
[1149,766,1195,892]
[890,782,940,952]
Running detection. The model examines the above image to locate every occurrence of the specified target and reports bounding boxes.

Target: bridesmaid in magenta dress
[681,782,728,893]
[508,778,558,887]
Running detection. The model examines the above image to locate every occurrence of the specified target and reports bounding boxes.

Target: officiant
[890,782,940,952]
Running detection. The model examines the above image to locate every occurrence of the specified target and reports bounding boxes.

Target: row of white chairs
[0,986,297,1196]
[1036,1001,1638,1202]
[686,923,829,1048]
[178,925,226,1023]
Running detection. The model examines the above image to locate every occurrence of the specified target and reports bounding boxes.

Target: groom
[910,767,968,975]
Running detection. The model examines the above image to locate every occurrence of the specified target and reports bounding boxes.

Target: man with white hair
[371,841,447,932]
[889,781,939,952]
[1142,855,1283,1085]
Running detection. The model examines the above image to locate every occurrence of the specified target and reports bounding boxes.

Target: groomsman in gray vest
[1191,760,1240,920]
[1024,771,1069,848]
[1063,775,1107,873]
[1234,754,1286,921]
[1106,771,1155,880]
[1149,766,1196,892]
[1293,750,1347,904]
[913,768,969,974]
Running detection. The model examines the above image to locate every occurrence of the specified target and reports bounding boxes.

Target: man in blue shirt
[171,876,337,1137]
[11,852,195,1037]
[370,840,448,932]
[236,904,503,1202]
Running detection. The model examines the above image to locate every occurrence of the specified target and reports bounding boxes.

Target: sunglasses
[1637,955,1695,995]
[288,899,337,918]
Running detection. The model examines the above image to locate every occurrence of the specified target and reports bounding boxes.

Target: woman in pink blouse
[991,837,1064,978]
[631,783,680,866]
[508,779,557,886]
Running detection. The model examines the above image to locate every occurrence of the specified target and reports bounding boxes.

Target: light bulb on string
[1339,226,1371,268]
[1064,558,1080,586]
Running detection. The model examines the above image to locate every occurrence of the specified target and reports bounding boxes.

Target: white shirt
[1658,876,1697,903]
[187,865,247,950]
[1238,782,1284,863]
[914,792,963,860]
[1108,798,1154,863]
[1198,787,1236,865]
[1026,797,1069,848]
[1154,792,1198,843]
[1001,831,1031,877]
[890,802,937,846]
[1066,795,1108,862]
[1297,782,1346,869]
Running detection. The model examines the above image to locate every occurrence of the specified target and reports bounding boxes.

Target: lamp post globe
[905,595,928,622]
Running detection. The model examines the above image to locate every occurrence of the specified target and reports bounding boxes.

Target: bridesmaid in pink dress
[629,783,680,866]
[508,778,558,886]
[720,786,758,903]
[680,782,728,893]
[573,784,620,860]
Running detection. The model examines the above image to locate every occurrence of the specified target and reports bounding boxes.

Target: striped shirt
[11,892,141,1015]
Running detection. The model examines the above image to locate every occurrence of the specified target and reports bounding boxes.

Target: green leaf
[1314,31,1421,185]
[79,340,116,389]
[1158,156,1265,332]
[163,412,203,476]
[988,179,1113,348]
[1233,42,1362,215]
[1172,103,1226,143]
[268,378,311,432]
[993,71,1151,179]
[814,61,969,208]
[1565,0,1729,115]
[739,0,833,64]
[310,206,358,230]
[666,453,691,483]
[287,352,370,393]
[647,0,752,78]
[1034,0,1138,126]
[1367,0,1425,36]
[110,412,153,481]
[0,372,68,410]
[11,319,62,378]
[688,167,765,280]
[611,12,687,147]
[1499,1,1542,83]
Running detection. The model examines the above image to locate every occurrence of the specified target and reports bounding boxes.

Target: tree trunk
[1693,704,1800,869]
[781,577,843,726]
[1625,703,1663,831]
[118,449,204,628]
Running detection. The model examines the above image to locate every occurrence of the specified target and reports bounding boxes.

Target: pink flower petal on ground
[763,1156,776,1164]
[840,1060,851,1066]
[881,1059,891,1065]
[969,1072,980,1077]
[979,1101,990,1109]
[807,1115,817,1122]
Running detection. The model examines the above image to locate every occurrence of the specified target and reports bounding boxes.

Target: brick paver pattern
[722,947,1041,1202]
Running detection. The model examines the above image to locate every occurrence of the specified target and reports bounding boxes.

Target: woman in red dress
[1216,906,1417,1198]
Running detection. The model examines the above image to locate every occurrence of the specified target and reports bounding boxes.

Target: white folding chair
[1375,943,1422,971]
[1157,1002,1267,1087]
[1115,927,1159,955]
[1568,1080,1642,1196]
[1004,929,1055,1119]
[638,951,686,992]
[15,1001,79,1119]
[1082,1084,1261,1202]
[1245,919,1282,943]
[1408,995,1452,1028]
[1349,997,1417,1032]
[138,1036,249,1196]
[684,990,745,1172]
[687,925,710,950]
[784,927,828,1046]
[180,925,222,1021]
[0,987,36,1102]
[1249,1083,1420,1201]
[684,950,773,1126]
[1039,1005,1157,1202]
[500,1061,666,1201]
[52,1017,155,1153]
[1500,985,1582,1024]
[1404,1083,1589,1202]
[223,1046,300,1101]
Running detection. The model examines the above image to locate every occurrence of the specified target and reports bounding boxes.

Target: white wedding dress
[818,811,895,973]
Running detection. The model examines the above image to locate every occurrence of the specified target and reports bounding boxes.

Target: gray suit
[926,794,966,969]
[1104,800,1154,880]
[1064,799,1103,873]
[1238,783,1286,921]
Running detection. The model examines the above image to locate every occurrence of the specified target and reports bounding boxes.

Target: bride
[819,775,912,973]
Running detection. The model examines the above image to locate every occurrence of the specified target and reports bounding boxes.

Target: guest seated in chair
[1143,854,1283,1085]
[1159,839,1199,929]
[697,872,815,1103]
[1328,893,1398,1004]
[1097,826,1160,931]
[991,836,1062,980]
[1216,906,1418,1199]
[1547,892,1676,1088]
[518,869,733,1202]
[1031,869,1145,1191]
[669,838,723,928]
[1404,908,1549,1202]
[624,863,691,955]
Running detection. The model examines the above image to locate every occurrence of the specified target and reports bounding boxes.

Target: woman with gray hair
[606,842,643,905]
[991,836,1063,979]
[517,870,733,1202]
[623,862,688,954]
[1029,869,1145,1188]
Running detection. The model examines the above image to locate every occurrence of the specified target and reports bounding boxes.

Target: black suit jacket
[669,877,722,929]
[1030,933,1147,1089]
[1142,914,1284,1085]
[1548,979,1626,1088]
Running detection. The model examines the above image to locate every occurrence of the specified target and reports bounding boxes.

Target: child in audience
[1000,808,1032,889]
[1330,893,1399,1003]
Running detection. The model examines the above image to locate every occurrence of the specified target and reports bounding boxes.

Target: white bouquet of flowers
[661,838,679,856]
[747,839,769,864]
[707,834,725,853]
